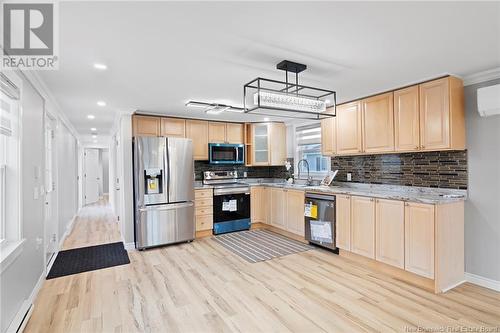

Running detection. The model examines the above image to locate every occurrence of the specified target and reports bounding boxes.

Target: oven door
[213,192,250,234]
[209,144,244,164]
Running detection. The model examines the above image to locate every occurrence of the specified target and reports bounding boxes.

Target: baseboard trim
[465,272,500,292]
[441,279,467,293]
[58,215,77,250]
[7,271,44,333]
[124,242,135,251]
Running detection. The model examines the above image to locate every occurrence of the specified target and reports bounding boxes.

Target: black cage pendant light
[243,60,336,120]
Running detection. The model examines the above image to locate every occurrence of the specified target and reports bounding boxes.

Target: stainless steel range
[203,171,251,234]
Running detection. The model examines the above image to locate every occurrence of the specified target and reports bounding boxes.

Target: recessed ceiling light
[93,140,98,143]
[97,101,106,107]
[87,114,95,119]
[92,135,97,139]
[93,63,107,70]
[90,127,97,131]
[264,117,270,121]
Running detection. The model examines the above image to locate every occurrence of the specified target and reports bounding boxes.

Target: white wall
[56,122,79,240]
[464,78,500,283]
[1,74,46,333]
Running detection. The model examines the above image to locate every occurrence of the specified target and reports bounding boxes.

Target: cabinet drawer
[196,207,213,216]
[195,198,213,208]
[196,215,213,231]
[195,189,213,199]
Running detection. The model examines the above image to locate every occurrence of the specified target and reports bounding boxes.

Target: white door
[84,149,100,205]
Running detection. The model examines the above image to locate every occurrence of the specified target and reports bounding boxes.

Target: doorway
[44,113,58,269]
[84,148,100,205]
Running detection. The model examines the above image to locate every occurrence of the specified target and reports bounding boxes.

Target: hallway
[23,199,500,333]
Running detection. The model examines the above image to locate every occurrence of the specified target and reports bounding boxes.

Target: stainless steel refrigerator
[133,136,195,249]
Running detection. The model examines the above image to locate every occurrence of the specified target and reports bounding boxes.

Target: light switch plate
[34,186,39,200]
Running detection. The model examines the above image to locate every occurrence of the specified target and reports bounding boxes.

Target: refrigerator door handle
[165,137,170,203]
[139,202,194,212]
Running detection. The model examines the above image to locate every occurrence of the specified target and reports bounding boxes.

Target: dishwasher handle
[305,193,336,201]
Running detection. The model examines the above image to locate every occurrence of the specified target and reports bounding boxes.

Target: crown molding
[19,70,82,143]
[463,67,500,86]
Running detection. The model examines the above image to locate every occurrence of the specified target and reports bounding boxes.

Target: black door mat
[47,242,130,279]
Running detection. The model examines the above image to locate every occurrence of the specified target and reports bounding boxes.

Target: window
[0,72,21,247]
[295,123,330,177]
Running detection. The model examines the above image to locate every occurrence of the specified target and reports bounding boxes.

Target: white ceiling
[38,1,500,144]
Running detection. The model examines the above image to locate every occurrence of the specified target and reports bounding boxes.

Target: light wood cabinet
[186,120,209,160]
[419,76,465,151]
[248,123,286,166]
[160,117,185,138]
[362,92,394,153]
[270,187,286,229]
[208,122,226,143]
[251,186,268,224]
[132,115,160,137]
[336,101,363,155]
[375,199,405,269]
[195,189,213,232]
[405,202,435,279]
[226,123,244,144]
[321,111,336,156]
[335,195,351,251]
[394,85,420,151]
[350,196,376,259]
[285,190,305,236]
[269,123,287,165]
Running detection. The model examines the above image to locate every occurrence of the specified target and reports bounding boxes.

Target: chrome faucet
[297,159,313,185]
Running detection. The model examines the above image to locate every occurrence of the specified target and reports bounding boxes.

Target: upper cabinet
[362,92,394,153]
[133,115,160,137]
[208,122,226,143]
[186,120,209,160]
[394,85,420,152]
[208,122,245,144]
[336,101,363,155]
[419,77,465,151]
[247,123,286,166]
[226,123,244,144]
[320,76,465,156]
[321,109,336,156]
[160,117,185,138]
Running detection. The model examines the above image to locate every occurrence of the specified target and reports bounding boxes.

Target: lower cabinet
[285,190,305,236]
[195,189,213,232]
[404,202,435,279]
[251,186,268,224]
[270,188,286,229]
[335,195,351,250]
[350,196,376,259]
[254,187,305,237]
[375,199,405,269]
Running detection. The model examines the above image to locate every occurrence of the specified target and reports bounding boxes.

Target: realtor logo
[2,2,58,70]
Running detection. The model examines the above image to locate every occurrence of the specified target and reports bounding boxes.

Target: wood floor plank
[24,198,500,333]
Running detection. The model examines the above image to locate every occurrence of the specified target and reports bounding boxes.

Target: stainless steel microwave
[209,143,244,164]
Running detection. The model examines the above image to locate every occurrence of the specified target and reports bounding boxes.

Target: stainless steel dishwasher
[304,192,338,253]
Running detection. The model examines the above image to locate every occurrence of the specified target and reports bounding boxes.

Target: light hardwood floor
[25,199,500,333]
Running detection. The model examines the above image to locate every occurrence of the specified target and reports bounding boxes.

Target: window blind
[296,123,321,146]
[0,73,20,137]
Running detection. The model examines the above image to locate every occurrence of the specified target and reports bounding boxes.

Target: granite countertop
[195,179,467,204]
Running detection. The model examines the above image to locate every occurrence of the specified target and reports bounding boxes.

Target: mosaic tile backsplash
[194,161,289,181]
[331,150,468,189]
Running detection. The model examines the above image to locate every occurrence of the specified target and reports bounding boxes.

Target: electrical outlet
[243,171,248,178]
[347,173,352,181]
